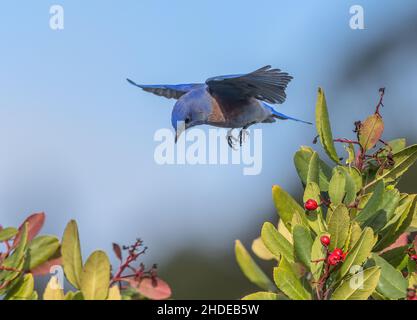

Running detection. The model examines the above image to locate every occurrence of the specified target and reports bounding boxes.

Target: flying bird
[127,65,311,148]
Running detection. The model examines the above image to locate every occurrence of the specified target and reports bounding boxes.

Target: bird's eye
[185,117,191,124]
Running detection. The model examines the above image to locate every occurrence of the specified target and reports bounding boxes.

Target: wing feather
[206,65,292,104]
[127,79,203,100]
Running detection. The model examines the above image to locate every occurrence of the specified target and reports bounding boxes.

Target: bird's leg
[226,129,239,149]
[239,122,256,146]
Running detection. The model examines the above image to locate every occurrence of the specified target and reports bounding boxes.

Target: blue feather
[263,103,312,125]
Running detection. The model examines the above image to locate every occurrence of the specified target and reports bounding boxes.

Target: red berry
[320,235,331,247]
[407,289,416,300]
[304,199,318,211]
[327,254,340,266]
[332,248,344,257]
[410,254,417,261]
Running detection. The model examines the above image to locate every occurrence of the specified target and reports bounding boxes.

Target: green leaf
[235,240,275,291]
[261,222,295,263]
[315,88,339,163]
[311,233,328,281]
[4,274,35,300]
[328,204,350,251]
[303,182,327,235]
[337,227,375,281]
[375,195,416,251]
[273,258,311,300]
[294,146,332,191]
[27,235,60,270]
[272,185,307,229]
[306,152,319,185]
[293,225,313,270]
[355,180,385,224]
[251,237,275,260]
[80,250,111,300]
[380,246,409,270]
[331,267,381,300]
[329,168,346,205]
[368,144,417,188]
[0,223,28,283]
[43,276,65,300]
[362,188,401,233]
[347,221,362,251]
[367,254,407,300]
[61,220,83,289]
[0,227,18,242]
[359,114,384,151]
[242,292,287,300]
[340,167,358,205]
[107,285,122,300]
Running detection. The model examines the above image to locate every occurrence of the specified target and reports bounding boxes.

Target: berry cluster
[313,236,348,266]
[327,247,348,266]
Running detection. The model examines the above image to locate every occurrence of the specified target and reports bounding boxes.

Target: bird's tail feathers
[265,104,312,125]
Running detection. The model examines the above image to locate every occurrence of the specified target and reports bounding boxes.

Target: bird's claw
[227,130,239,150]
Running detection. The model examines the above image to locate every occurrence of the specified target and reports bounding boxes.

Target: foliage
[0,214,171,300]
[236,88,417,300]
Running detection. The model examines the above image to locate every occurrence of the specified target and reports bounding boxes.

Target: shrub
[0,213,171,300]
[236,88,417,300]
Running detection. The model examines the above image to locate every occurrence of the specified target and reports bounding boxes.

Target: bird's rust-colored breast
[208,95,226,124]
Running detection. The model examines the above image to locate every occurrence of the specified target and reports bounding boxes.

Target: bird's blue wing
[127,79,204,100]
[206,65,292,104]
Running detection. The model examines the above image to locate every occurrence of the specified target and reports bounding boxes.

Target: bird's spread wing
[205,65,292,104]
[127,79,203,100]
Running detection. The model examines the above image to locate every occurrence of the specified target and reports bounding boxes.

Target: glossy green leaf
[293,225,313,270]
[362,188,401,233]
[340,167,358,205]
[235,240,275,291]
[368,254,407,300]
[273,258,311,300]
[80,250,111,300]
[315,88,339,163]
[242,292,287,300]
[251,237,275,261]
[0,227,18,242]
[337,227,375,281]
[27,235,60,270]
[311,233,328,281]
[61,220,83,289]
[294,146,332,191]
[331,267,381,300]
[329,168,346,205]
[303,182,326,235]
[355,180,384,224]
[0,223,28,283]
[375,195,417,251]
[43,276,65,300]
[5,274,35,300]
[306,151,319,185]
[359,114,384,151]
[380,246,409,270]
[272,185,307,229]
[261,222,295,263]
[328,204,350,251]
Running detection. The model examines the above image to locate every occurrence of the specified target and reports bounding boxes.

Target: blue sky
[1,1,417,265]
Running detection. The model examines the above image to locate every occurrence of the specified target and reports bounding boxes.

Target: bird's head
[171,94,209,142]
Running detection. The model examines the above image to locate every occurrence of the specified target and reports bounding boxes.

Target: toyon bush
[236,88,417,300]
[0,214,171,300]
